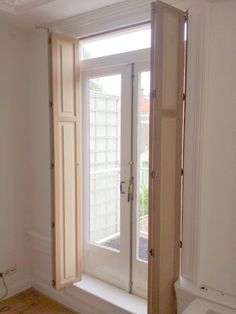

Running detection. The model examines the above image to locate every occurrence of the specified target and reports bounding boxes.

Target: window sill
[73,274,147,314]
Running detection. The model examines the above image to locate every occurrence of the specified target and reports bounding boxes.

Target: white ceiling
[0,0,125,27]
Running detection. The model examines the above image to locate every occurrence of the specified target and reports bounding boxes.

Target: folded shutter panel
[148,2,186,313]
[51,33,81,289]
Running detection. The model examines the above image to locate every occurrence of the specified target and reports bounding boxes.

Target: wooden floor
[0,288,78,313]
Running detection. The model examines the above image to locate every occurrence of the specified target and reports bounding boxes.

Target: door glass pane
[89,75,121,251]
[137,71,150,261]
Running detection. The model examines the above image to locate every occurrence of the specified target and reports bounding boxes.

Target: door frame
[81,50,150,293]
[132,61,150,299]
[82,64,132,290]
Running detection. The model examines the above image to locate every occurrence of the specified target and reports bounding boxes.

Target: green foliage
[90,80,103,92]
[139,185,148,217]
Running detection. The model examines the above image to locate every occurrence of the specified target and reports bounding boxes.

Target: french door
[51,2,186,311]
[82,60,150,297]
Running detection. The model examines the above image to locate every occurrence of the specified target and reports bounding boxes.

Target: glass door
[132,62,150,298]
[82,61,150,297]
[82,65,132,291]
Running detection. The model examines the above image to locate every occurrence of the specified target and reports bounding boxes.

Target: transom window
[80,24,151,60]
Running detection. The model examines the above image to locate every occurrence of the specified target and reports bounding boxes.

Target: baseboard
[0,280,31,300]
[32,280,86,313]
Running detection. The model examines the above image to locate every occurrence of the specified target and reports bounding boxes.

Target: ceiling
[0,0,204,28]
[0,0,125,27]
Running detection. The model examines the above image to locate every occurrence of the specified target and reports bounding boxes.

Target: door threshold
[73,274,147,314]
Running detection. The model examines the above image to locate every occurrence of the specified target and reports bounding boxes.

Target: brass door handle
[128,176,134,202]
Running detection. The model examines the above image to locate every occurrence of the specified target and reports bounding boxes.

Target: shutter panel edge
[148,1,186,313]
[50,33,81,289]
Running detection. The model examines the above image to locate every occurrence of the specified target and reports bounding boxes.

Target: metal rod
[35,25,50,32]
[129,63,135,294]
[180,11,189,274]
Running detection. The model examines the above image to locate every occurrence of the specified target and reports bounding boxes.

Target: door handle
[120,181,126,194]
[128,176,134,202]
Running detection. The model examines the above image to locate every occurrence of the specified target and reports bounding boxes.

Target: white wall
[28,29,51,238]
[181,0,236,305]
[0,22,31,296]
[198,0,236,296]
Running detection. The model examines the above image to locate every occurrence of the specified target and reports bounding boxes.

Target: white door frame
[132,61,150,298]
[81,49,150,293]
[82,64,132,290]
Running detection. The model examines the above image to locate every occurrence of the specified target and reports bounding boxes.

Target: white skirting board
[0,280,31,300]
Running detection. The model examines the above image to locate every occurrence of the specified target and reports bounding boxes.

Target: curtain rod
[35,25,50,32]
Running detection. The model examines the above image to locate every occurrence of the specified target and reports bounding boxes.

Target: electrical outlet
[0,266,17,277]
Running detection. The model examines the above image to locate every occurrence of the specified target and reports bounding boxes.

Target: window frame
[132,61,150,299]
[79,23,151,61]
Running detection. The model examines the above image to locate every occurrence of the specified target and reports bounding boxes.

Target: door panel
[136,71,150,263]
[83,65,131,290]
[59,122,77,280]
[132,63,150,298]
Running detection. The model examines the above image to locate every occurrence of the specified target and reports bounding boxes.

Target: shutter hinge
[149,248,154,257]
[184,13,188,22]
[51,222,55,229]
[151,89,156,99]
[51,162,54,170]
[129,281,133,290]
[151,3,156,14]
[48,36,52,45]
[180,241,183,248]
[150,170,155,179]
[52,280,56,288]
[49,101,53,108]
[183,93,186,102]
[181,168,184,176]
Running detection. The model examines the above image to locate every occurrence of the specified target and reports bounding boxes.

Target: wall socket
[0,266,17,277]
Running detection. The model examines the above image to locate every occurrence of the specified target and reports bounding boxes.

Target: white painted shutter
[148,1,185,313]
[51,33,81,289]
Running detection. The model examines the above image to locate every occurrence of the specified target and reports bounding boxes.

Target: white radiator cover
[175,279,236,314]
[183,299,236,314]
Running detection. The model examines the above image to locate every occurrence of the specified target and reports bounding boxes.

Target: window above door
[79,24,151,60]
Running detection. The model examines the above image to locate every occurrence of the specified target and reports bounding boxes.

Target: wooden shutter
[51,33,81,289]
[148,1,185,313]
